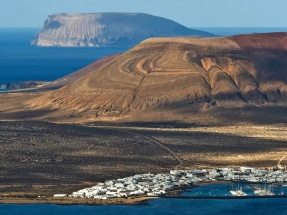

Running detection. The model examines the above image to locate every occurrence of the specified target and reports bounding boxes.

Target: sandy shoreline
[0,181,223,205]
[1,180,285,205]
[0,196,157,205]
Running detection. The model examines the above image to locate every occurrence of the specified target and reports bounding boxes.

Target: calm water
[0,28,128,84]
[2,184,287,214]
[185,183,287,196]
[1,193,287,215]
[2,28,287,85]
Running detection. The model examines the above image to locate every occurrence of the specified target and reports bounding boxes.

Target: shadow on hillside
[209,105,287,125]
[90,121,209,128]
[0,120,287,184]
[0,109,55,120]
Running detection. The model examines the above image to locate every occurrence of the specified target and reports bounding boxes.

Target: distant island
[0,81,48,91]
[31,13,214,47]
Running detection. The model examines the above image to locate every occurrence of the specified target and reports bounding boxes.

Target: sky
[0,0,287,28]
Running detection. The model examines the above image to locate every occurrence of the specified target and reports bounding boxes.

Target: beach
[0,196,155,205]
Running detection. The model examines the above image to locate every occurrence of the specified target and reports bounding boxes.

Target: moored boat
[230,185,247,196]
[254,184,275,196]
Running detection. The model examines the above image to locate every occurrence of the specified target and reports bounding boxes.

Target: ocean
[195,27,287,36]
[2,191,287,215]
[1,27,287,86]
[0,28,128,85]
[2,27,287,214]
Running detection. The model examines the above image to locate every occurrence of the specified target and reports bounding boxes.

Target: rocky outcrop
[27,33,287,124]
[0,81,48,91]
[31,13,213,47]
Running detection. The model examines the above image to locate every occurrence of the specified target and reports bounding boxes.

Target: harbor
[182,182,287,198]
[2,166,287,209]
[59,166,287,200]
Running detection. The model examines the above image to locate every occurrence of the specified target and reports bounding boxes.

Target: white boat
[254,184,275,196]
[230,186,248,196]
[256,189,275,196]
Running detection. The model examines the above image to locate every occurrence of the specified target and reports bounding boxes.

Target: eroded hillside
[25,33,287,124]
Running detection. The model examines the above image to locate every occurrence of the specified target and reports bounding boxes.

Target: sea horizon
[193,27,287,36]
[1,27,287,86]
[0,28,128,85]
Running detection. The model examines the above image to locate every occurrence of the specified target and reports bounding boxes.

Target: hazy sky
[1,0,287,28]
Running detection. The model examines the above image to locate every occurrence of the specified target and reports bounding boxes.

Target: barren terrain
[0,121,286,197]
[0,121,175,195]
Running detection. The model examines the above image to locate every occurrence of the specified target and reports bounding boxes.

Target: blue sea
[195,27,287,36]
[2,185,287,215]
[2,27,287,214]
[0,28,128,85]
[1,27,287,85]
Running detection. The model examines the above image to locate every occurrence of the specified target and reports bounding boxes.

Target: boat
[256,189,275,196]
[254,184,275,196]
[229,184,247,196]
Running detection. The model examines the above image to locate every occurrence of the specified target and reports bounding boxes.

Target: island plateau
[31,13,213,47]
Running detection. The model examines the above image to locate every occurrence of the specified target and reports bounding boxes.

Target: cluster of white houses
[54,167,287,199]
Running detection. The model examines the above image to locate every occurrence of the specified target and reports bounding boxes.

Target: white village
[54,166,287,199]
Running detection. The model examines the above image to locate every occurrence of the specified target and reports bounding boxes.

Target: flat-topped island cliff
[31,13,213,47]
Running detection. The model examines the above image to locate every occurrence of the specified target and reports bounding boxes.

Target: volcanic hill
[31,13,213,47]
[27,33,287,124]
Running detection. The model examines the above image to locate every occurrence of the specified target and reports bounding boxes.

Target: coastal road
[89,125,184,170]
[278,155,287,166]
[120,129,184,170]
